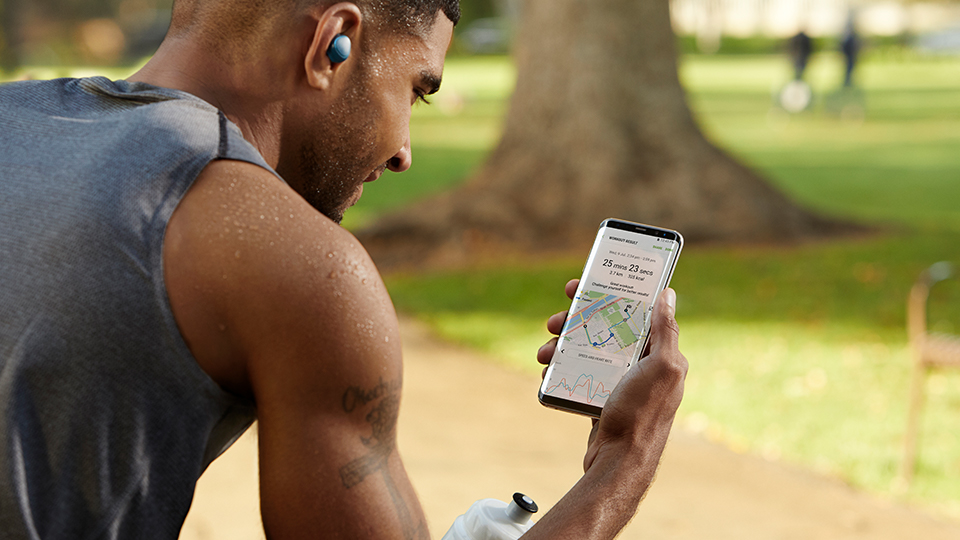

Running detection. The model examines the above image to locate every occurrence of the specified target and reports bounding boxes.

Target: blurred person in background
[841,16,861,88]
[789,28,813,81]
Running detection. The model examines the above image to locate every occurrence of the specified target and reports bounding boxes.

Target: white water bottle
[441,492,539,540]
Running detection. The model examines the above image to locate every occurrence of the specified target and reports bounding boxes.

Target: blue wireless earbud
[327,34,351,64]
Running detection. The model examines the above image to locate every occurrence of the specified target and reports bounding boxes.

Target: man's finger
[537,337,558,365]
[647,288,680,357]
[565,279,579,300]
[547,310,567,336]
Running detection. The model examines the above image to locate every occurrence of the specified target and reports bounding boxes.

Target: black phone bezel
[539,391,604,417]
[603,218,682,243]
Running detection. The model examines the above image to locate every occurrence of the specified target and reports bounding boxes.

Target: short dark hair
[363,0,461,35]
[169,0,460,42]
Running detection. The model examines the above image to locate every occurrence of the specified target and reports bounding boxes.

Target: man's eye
[414,90,431,105]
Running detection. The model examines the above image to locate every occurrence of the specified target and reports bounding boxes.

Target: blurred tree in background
[360,0,847,268]
[0,0,169,73]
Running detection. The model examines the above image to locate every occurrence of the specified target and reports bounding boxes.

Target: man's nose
[387,139,412,173]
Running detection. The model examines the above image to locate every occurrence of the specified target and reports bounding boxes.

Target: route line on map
[585,314,636,349]
[563,294,623,336]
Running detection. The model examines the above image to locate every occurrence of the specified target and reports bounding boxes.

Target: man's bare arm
[165,159,428,539]
[167,161,685,539]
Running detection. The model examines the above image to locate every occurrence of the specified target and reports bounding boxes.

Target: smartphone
[538,219,683,417]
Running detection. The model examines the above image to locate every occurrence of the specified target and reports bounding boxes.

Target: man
[789,29,813,82]
[840,18,860,88]
[0,0,687,538]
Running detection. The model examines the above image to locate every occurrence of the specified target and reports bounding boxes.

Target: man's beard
[296,146,368,224]
[285,64,382,224]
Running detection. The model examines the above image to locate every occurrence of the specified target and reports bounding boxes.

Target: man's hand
[526,280,687,539]
[581,285,685,474]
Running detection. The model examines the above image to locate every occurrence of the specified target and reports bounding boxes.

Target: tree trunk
[358,0,848,269]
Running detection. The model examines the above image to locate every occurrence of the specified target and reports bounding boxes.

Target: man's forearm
[519,439,658,540]
[524,286,685,540]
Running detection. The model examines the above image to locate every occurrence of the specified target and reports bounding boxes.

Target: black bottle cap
[512,492,538,514]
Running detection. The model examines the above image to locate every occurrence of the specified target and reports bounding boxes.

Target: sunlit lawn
[7,52,960,513]
[357,51,960,514]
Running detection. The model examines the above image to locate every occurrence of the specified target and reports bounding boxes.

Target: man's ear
[304,2,362,91]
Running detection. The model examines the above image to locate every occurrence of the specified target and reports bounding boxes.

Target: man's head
[163,0,459,223]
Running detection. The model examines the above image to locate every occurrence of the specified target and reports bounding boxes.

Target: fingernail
[662,288,676,310]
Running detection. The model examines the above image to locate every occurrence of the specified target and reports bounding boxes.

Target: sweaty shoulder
[164,159,401,403]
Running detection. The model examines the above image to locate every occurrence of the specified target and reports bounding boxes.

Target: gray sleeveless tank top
[0,77,266,538]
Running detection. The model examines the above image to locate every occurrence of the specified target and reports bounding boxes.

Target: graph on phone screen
[541,224,679,409]
[543,373,612,402]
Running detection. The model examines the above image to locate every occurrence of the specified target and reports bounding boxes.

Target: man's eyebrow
[420,71,442,95]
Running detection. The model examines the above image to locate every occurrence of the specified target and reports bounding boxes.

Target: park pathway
[180,318,960,540]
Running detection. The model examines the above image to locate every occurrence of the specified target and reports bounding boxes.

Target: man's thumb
[648,288,679,355]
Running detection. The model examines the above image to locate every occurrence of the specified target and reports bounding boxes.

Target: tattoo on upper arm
[338,392,399,489]
[338,377,427,540]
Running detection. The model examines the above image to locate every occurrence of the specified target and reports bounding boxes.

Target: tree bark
[358,0,849,269]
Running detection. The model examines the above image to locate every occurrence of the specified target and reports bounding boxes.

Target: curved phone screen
[539,220,682,417]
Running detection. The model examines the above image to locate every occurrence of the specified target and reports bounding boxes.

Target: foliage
[2,0,171,69]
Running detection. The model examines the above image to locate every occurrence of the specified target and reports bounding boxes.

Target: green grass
[684,53,960,230]
[341,147,488,229]
[370,52,960,514]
